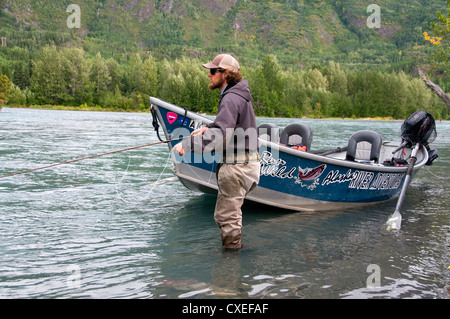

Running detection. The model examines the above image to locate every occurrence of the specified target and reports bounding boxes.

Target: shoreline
[4,105,405,121]
[5,104,149,113]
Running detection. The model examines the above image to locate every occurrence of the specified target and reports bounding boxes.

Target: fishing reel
[393,110,438,166]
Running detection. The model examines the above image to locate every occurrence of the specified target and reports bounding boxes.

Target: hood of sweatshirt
[221,80,251,102]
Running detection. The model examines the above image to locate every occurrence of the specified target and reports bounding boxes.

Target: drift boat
[150,97,437,212]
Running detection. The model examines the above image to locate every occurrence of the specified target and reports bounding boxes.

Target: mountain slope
[0,0,446,69]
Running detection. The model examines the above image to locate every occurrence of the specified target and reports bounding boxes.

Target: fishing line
[423,123,449,180]
[0,136,190,179]
[146,152,174,193]
[424,166,446,179]
[114,151,174,204]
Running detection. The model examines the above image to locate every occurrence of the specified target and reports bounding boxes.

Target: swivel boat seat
[346,130,382,163]
[280,122,313,151]
[257,123,280,143]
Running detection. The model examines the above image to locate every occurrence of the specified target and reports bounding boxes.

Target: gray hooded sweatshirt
[182,80,258,158]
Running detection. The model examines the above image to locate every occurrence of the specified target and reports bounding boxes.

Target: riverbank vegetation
[1,48,448,119]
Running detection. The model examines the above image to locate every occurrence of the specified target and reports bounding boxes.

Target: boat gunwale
[150,97,429,174]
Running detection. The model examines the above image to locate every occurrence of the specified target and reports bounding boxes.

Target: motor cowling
[401,110,437,145]
[401,110,438,165]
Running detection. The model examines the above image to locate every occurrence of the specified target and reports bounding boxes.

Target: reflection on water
[0,108,448,299]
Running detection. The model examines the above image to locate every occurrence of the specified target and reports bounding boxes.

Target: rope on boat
[0,136,189,179]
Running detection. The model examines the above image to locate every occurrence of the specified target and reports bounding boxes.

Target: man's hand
[191,126,208,136]
[172,142,185,156]
[173,127,207,156]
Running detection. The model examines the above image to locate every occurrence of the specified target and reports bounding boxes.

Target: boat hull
[150,97,429,212]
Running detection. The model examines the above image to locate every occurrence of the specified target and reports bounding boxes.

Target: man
[173,54,260,250]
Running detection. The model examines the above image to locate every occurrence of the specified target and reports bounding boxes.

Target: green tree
[105,58,123,92]
[246,67,271,116]
[157,59,183,106]
[31,45,69,104]
[12,61,31,90]
[249,54,287,117]
[284,71,307,117]
[61,47,92,105]
[8,84,28,106]
[141,55,158,97]
[100,85,124,110]
[90,52,112,104]
[125,53,157,95]
[424,0,450,73]
[383,72,408,118]
[0,74,14,105]
[158,57,217,113]
[303,68,328,91]
[323,61,347,96]
[261,55,285,94]
[31,46,91,106]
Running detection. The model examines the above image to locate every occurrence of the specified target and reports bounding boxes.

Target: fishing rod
[0,136,189,179]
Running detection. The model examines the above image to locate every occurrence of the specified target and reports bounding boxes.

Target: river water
[0,107,448,299]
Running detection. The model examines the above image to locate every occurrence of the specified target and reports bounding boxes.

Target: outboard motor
[401,110,437,145]
[400,110,438,165]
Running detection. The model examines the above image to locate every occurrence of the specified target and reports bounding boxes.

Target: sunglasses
[209,68,225,75]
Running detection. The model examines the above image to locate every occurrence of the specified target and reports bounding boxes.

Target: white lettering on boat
[260,151,325,190]
[260,151,405,191]
[322,169,405,190]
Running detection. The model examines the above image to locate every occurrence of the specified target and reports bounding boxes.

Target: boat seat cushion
[257,123,280,142]
[280,123,313,151]
[346,130,382,162]
[354,141,373,161]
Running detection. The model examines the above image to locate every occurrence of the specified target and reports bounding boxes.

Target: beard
[208,76,226,90]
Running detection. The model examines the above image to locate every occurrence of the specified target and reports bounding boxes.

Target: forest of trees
[0,45,448,119]
[0,1,448,119]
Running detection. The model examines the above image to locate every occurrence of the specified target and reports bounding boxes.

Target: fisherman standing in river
[173,54,260,250]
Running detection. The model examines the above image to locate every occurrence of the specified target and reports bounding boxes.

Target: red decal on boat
[167,112,178,125]
[298,164,326,181]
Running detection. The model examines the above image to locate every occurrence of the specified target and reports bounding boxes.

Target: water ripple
[1,109,448,299]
